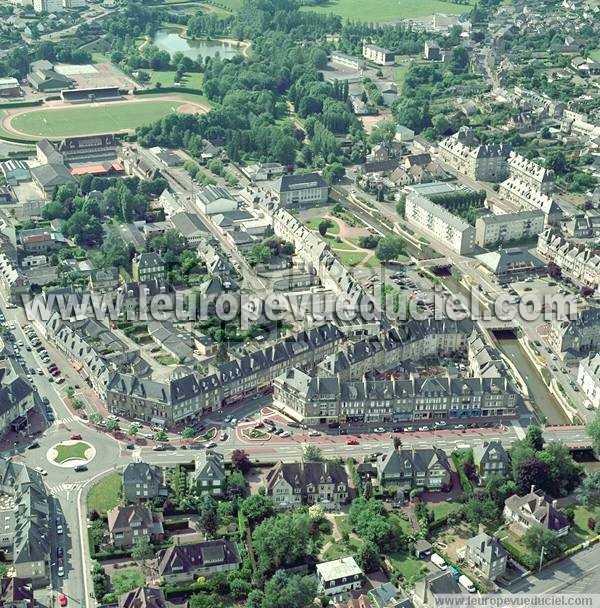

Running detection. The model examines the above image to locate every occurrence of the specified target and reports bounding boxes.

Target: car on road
[223,416,232,423]
[346,438,359,445]
[152,445,167,451]
[434,421,447,427]
[57,547,63,558]
[454,424,465,429]
[27,441,40,450]
[418,426,430,432]
[57,565,64,577]
[287,422,300,428]
[404,426,414,432]
[34,467,47,476]
[56,524,63,535]
[253,422,264,429]
[125,443,135,450]
[70,434,82,440]
[219,432,228,441]
[308,430,320,437]
[74,465,88,472]
[373,427,385,433]
[230,418,238,426]
[58,593,67,606]
[280,431,291,438]
[205,442,217,449]
[42,396,49,405]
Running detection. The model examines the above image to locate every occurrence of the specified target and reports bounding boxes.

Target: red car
[346,438,359,445]
[70,434,81,440]
[59,593,67,607]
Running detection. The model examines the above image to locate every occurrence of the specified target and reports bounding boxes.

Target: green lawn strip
[54,441,90,463]
[301,0,473,21]
[589,49,600,62]
[146,70,204,89]
[429,501,462,521]
[111,567,145,595]
[304,217,340,234]
[87,472,123,513]
[322,538,361,561]
[573,505,600,537]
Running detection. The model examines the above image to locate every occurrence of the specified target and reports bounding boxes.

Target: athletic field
[302,0,474,22]
[7,98,205,138]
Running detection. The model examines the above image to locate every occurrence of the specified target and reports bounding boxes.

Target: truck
[430,553,447,570]
[458,575,476,593]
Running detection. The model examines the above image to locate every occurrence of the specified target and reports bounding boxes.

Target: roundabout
[47,440,96,468]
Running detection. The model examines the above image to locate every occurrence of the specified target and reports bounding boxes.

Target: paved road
[505,542,600,595]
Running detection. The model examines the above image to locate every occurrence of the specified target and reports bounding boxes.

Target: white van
[458,575,476,593]
[430,553,447,570]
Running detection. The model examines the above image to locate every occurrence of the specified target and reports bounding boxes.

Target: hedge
[132,86,204,96]
[0,99,43,109]
[0,133,41,145]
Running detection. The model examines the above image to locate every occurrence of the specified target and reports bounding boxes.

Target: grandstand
[61,86,122,104]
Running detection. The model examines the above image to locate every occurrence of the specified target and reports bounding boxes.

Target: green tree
[105,419,120,432]
[232,449,251,474]
[131,538,154,564]
[240,494,274,527]
[576,471,600,507]
[198,495,219,538]
[188,593,224,608]
[587,410,600,457]
[355,540,381,573]
[128,424,139,437]
[375,236,406,263]
[303,445,323,462]
[526,426,545,451]
[262,570,317,608]
[523,526,565,562]
[323,162,345,185]
[318,219,331,236]
[181,427,195,439]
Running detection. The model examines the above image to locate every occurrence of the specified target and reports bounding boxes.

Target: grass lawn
[210,0,244,10]
[336,251,367,267]
[10,99,205,138]
[323,538,361,561]
[589,49,600,62]
[429,501,462,521]
[111,568,145,595]
[572,505,600,538]
[87,472,123,513]
[325,236,355,250]
[387,549,427,585]
[394,63,411,87]
[54,441,91,463]
[389,512,414,535]
[302,0,473,22]
[146,70,203,89]
[305,217,340,235]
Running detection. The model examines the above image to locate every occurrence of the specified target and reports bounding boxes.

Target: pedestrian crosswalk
[57,416,79,425]
[47,482,84,494]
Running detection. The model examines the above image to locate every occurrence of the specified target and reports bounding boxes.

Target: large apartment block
[274,368,517,426]
[273,173,329,207]
[548,308,600,358]
[578,353,600,409]
[362,44,395,66]
[475,210,545,247]
[498,178,562,225]
[506,153,554,194]
[439,128,510,182]
[405,192,476,255]
[537,228,600,291]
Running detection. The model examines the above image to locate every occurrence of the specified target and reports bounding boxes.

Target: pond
[152,29,240,60]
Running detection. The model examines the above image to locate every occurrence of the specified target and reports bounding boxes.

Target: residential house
[548,308,600,358]
[362,44,395,66]
[123,462,165,504]
[414,571,461,608]
[503,488,570,537]
[131,253,166,283]
[170,212,208,245]
[316,557,365,597]
[119,586,167,608]
[460,532,507,581]
[19,228,67,254]
[155,539,240,584]
[376,447,451,493]
[273,173,329,207]
[0,357,36,437]
[107,504,164,549]
[424,41,441,60]
[0,577,34,607]
[190,451,226,497]
[0,253,30,305]
[368,583,413,608]
[473,441,510,481]
[264,461,349,509]
[88,267,120,293]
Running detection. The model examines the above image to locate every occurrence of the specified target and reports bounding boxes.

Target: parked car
[74,465,87,472]
[70,434,81,440]
[373,427,385,433]
[205,442,217,449]
[34,467,47,476]
[346,438,359,445]
[27,441,40,450]
[58,593,67,607]
[152,445,167,451]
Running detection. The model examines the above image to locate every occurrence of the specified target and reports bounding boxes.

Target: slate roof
[275,172,327,193]
[156,539,240,577]
[265,461,348,493]
[0,577,34,605]
[504,489,570,532]
[119,586,167,608]
[123,462,163,488]
[378,447,450,478]
[30,163,75,188]
[191,451,225,483]
[465,532,507,564]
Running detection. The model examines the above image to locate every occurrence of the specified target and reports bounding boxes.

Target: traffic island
[47,440,96,468]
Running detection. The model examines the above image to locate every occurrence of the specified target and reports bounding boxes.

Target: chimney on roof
[530,484,536,494]
[479,523,485,535]
[552,499,558,508]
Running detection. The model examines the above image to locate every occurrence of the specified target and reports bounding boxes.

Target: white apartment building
[578,354,600,409]
[499,177,562,224]
[33,0,62,12]
[507,152,554,194]
[330,51,365,70]
[405,192,476,255]
[475,210,545,247]
[362,43,395,66]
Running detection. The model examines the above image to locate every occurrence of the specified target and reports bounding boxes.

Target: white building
[63,0,86,7]
[506,152,554,194]
[362,44,395,66]
[330,51,365,70]
[273,173,329,207]
[578,354,600,409]
[405,192,476,255]
[475,210,545,247]
[196,185,238,215]
[33,0,62,12]
[499,177,562,225]
[316,557,364,597]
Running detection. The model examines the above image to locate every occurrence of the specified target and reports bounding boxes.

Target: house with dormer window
[190,451,226,497]
[473,441,510,481]
[264,461,350,510]
[376,446,451,493]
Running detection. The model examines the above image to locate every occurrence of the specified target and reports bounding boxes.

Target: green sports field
[302,0,474,21]
[9,99,204,138]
